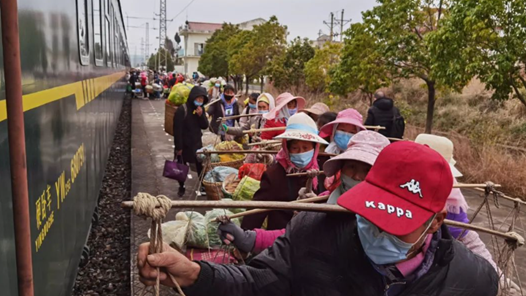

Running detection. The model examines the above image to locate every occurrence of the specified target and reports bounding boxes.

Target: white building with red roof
[178,18,265,75]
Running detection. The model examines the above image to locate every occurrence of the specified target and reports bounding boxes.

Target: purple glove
[218,221,256,253]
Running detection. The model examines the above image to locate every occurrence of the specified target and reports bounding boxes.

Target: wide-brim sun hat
[323,131,390,177]
[274,112,329,145]
[414,133,462,178]
[320,108,366,136]
[264,92,306,120]
[302,102,330,116]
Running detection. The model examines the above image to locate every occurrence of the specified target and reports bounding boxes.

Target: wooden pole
[195,150,336,157]
[473,187,526,205]
[246,140,281,147]
[121,199,524,244]
[218,113,261,121]
[221,195,329,221]
[243,125,386,134]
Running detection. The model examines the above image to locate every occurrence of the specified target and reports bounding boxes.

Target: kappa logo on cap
[400,179,423,198]
[365,201,413,219]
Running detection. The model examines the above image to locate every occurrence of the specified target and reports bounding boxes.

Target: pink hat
[323,131,390,177]
[263,92,306,120]
[301,102,330,116]
[320,108,365,136]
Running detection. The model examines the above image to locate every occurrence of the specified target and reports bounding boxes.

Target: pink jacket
[253,228,286,254]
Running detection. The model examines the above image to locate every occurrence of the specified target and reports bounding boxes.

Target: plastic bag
[204,209,241,247]
[153,214,189,251]
[238,163,267,181]
[168,83,194,106]
[233,176,260,201]
[204,166,238,183]
[184,209,240,249]
[214,141,244,162]
[197,145,219,163]
[183,211,209,249]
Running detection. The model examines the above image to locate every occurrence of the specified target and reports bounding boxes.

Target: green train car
[0,0,129,295]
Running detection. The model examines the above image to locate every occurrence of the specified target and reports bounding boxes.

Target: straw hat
[302,102,330,116]
[414,133,463,177]
[323,131,390,177]
[274,113,328,145]
[320,108,366,136]
[264,92,306,120]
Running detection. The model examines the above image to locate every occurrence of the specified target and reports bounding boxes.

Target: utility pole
[330,12,334,41]
[340,10,344,42]
[159,0,167,71]
[141,37,145,67]
[145,22,149,65]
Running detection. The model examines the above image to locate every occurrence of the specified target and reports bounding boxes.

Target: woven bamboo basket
[209,157,246,170]
[164,103,177,136]
[202,179,224,200]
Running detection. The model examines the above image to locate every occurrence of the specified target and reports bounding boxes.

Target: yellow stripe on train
[0,71,125,123]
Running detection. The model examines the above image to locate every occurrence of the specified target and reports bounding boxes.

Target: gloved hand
[222,123,229,132]
[218,221,256,253]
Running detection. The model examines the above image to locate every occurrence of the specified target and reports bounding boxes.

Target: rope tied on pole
[132,193,186,296]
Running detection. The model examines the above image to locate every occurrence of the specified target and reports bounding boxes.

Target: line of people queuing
[139,82,500,296]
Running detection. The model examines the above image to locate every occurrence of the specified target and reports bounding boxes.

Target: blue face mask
[288,108,298,116]
[194,101,203,107]
[356,214,434,265]
[259,110,269,114]
[215,83,221,88]
[289,149,314,168]
[334,130,353,151]
[249,103,257,109]
[340,174,361,191]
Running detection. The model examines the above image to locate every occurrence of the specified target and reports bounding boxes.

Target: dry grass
[405,125,526,198]
[268,79,526,199]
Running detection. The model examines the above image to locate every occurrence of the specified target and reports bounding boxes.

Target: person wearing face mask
[240,113,328,231]
[137,142,498,296]
[260,92,306,140]
[207,77,222,100]
[239,93,260,127]
[217,131,389,255]
[207,84,241,140]
[223,93,275,139]
[320,108,366,155]
[173,86,210,197]
[414,134,508,283]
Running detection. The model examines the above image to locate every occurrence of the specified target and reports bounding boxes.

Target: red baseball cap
[337,141,453,236]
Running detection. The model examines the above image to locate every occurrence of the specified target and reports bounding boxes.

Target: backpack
[391,108,405,139]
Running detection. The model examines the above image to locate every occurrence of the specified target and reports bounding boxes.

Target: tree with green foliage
[229,16,287,93]
[267,37,315,89]
[227,30,253,91]
[357,0,449,133]
[429,0,526,107]
[329,22,390,104]
[304,42,342,93]
[198,23,241,78]
[147,48,175,71]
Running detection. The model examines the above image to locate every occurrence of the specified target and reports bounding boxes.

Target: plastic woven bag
[233,176,260,201]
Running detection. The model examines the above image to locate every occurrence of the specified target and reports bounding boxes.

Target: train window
[77,0,89,65]
[93,0,103,65]
[105,17,111,67]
